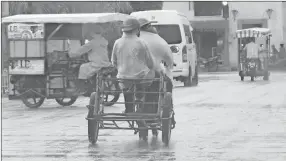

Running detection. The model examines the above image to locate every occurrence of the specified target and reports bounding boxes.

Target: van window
[183,25,193,44]
[152,24,182,44]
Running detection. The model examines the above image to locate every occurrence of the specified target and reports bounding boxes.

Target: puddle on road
[84,137,177,161]
[195,103,225,108]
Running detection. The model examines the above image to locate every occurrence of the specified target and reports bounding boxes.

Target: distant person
[258,44,266,70]
[279,43,286,59]
[244,37,259,59]
[271,44,278,63]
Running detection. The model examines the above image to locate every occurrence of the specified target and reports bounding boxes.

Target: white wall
[231,2,281,19]
[162,1,194,20]
[283,2,286,43]
[162,1,225,21]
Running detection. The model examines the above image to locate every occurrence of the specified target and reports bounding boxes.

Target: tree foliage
[129,1,163,12]
[8,1,133,15]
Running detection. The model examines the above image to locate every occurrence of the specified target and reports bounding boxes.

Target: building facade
[1,1,10,69]
[163,1,286,70]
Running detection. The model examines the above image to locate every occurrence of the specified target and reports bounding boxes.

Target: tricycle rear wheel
[263,71,269,81]
[240,76,244,81]
[21,90,45,108]
[161,92,173,146]
[251,76,254,81]
[55,97,78,106]
[88,92,100,144]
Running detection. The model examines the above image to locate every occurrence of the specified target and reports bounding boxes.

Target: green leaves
[8,1,163,15]
[129,1,163,12]
[8,1,133,15]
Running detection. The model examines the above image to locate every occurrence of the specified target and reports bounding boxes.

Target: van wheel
[184,66,192,87]
[192,66,198,86]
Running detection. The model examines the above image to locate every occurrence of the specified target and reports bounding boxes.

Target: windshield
[152,24,182,44]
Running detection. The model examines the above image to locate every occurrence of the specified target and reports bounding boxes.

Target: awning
[235,28,271,38]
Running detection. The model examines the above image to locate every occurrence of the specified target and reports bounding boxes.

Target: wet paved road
[2,72,286,161]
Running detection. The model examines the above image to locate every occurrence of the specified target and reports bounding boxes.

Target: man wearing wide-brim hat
[138,18,173,83]
[111,18,155,114]
[137,18,176,134]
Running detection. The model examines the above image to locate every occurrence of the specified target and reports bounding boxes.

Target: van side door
[183,24,196,77]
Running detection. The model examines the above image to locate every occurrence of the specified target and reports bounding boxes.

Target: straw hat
[121,18,140,32]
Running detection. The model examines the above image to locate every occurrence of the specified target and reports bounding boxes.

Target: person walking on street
[279,43,286,59]
[258,44,267,70]
[138,18,177,134]
[271,44,279,63]
[111,18,155,113]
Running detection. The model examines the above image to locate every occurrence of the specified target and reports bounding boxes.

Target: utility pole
[222,1,230,68]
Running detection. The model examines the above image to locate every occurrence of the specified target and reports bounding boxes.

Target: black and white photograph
[1,1,286,160]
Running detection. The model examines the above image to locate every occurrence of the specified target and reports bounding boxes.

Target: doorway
[194,30,222,59]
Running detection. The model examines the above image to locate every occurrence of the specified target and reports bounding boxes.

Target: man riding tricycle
[2,13,131,108]
[86,18,175,146]
[236,28,271,81]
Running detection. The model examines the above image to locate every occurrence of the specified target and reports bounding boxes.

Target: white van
[131,10,198,86]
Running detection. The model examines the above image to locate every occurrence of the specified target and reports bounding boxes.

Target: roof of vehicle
[235,28,271,38]
[2,13,134,24]
[131,10,193,30]
[131,10,187,18]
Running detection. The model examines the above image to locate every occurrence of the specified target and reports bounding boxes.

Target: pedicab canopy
[2,13,134,24]
[3,13,134,75]
[235,28,271,38]
[2,13,135,40]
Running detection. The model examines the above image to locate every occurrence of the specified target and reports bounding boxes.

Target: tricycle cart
[86,68,175,146]
[2,13,131,108]
[235,28,271,81]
